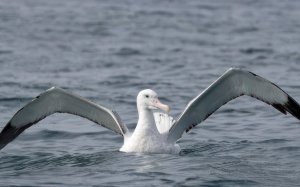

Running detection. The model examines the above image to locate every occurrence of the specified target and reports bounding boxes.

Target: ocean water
[1,0,300,186]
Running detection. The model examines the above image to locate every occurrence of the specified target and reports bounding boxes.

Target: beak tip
[166,106,171,113]
[153,99,170,113]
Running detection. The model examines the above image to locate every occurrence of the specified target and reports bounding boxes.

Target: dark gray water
[1,0,300,186]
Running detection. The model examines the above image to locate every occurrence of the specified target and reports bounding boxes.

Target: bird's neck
[135,108,159,133]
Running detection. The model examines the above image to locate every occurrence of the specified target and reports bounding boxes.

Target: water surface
[0,0,300,186]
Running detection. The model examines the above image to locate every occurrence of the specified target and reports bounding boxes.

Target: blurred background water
[0,0,300,186]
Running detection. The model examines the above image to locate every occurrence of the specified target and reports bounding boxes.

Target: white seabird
[0,68,300,154]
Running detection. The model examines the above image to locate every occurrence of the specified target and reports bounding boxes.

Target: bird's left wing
[0,87,128,150]
[167,68,300,143]
[153,112,175,134]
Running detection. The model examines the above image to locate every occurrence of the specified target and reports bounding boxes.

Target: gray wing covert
[0,87,128,150]
[167,68,300,143]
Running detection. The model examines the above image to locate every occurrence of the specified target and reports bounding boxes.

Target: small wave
[275,146,300,151]
[108,74,140,80]
[23,130,103,141]
[0,49,13,55]
[258,138,289,144]
[134,9,175,17]
[202,179,259,186]
[134,10,175,17]
[239,48,274,55]
[196,4,219,11]
[181,143,223,156]
[0,155,31,169]
[45,151,119,167]
[0,97,32,102]
[0,81,22,87]
[114,47,142,56]
[219,108,254,114]
[233,26,259,34]
[81,21,112,37]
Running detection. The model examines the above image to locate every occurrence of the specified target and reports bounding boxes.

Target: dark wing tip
[272,96,300,120]
[285,96,300,120]
[0,122,31,150]
[272,103,287,115]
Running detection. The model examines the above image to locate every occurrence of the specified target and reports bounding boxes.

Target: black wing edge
[272,96,300,120]
[0,122,34,150]
[111,110,128,135]
[250,71,300,120]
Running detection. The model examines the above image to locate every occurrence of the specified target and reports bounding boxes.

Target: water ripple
[0,0,300,186]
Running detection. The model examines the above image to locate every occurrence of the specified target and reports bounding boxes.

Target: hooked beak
[152,99,170,113]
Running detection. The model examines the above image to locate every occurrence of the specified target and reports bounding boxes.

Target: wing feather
[167,68,300,143]
[0,87,128,150]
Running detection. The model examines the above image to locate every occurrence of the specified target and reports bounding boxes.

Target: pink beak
[152,99,170,113]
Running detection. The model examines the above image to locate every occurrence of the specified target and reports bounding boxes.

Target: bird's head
[137,89,170,113]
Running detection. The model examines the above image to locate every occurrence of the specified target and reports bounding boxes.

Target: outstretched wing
[167,68,300,143]
[0,87,128,150]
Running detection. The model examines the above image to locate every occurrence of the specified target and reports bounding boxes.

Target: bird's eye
[145,95,149,98]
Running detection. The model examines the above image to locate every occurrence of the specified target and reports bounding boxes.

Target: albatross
[0,68,300,154]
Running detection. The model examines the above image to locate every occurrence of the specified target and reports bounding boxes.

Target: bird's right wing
[0,87,128,150]
[167,68,300,143]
